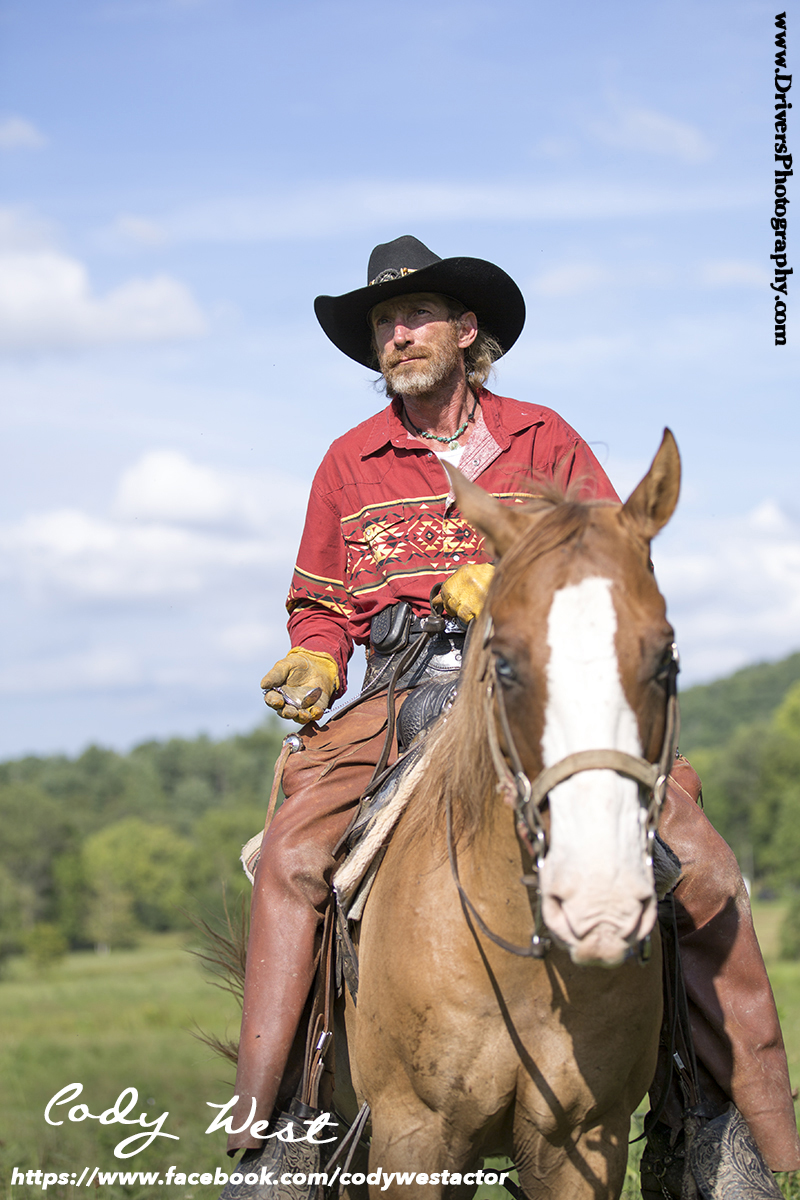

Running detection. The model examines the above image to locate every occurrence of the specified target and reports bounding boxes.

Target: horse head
[447,429,681,968]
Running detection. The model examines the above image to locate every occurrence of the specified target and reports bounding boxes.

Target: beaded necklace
[405,395,478,450]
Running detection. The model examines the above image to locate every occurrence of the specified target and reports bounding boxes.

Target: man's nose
[392,321,412,344]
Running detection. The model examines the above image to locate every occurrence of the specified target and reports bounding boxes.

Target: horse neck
[448,728,534,900]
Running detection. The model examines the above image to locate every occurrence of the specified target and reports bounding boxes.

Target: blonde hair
[441,298,505,390]
[461,326,504,391]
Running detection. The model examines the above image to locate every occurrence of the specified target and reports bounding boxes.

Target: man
[226,237,800,1193]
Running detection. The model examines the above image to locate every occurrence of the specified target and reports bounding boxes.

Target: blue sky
[1,0,799,757]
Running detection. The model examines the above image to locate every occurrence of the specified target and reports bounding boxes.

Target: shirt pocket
[341,511,408,594]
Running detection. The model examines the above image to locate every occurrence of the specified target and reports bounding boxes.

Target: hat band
[369,265,419,286]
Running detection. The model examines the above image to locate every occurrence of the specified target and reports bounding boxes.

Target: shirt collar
[359,389,541,460]
[359,397,415,459]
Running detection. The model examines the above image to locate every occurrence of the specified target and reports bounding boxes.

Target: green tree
[755,682,800,888]
[23,922,68,969]
[82,818,193,938]
[0,781,76,951]
[187,805,266,921]
[780,894,800,960]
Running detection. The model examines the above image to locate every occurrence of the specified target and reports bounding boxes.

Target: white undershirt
[434,443,465,468]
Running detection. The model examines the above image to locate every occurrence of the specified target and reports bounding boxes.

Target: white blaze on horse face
[538,576,656,966]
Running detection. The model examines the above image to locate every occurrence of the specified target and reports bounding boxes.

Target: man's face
[369,293,476,397]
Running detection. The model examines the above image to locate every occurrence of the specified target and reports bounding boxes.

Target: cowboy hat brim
[314,256,526,368]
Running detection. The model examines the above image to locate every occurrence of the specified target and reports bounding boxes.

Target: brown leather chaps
[657,757,800,1169]
[227,707,800,1169]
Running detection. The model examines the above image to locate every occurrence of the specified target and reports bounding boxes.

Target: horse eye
[494,654,517,685]
[654,645,675,682]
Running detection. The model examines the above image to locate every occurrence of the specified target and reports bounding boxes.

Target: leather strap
[486,644,681,849]
[461,648,681,961]
[446,791,550,959]
[264,736,299,834]
[527,748,660,806]
[301,902,337,1109]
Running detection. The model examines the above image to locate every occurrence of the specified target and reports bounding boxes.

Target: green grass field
[1,908,799,1199]
[0,934,239,1199]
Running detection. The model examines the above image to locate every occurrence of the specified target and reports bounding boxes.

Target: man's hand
[437,563,495,624]
[261,648,339,724]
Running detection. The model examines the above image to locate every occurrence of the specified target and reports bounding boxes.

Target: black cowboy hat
[314,235,526,368]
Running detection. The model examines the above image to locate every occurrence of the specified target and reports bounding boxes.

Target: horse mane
[399,491,599,850]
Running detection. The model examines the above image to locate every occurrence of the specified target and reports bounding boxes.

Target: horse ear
[622,428,681,541]
[443,462,528,558]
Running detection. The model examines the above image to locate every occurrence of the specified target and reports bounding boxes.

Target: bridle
[446,624,681,961]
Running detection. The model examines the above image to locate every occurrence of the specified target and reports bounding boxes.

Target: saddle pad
[334,747,429,919]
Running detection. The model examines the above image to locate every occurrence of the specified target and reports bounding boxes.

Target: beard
[379,326,462,398]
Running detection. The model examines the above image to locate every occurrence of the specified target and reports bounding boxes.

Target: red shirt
[287,389,618,693]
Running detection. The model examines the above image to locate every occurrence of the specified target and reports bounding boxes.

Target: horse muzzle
[540,865,658,968]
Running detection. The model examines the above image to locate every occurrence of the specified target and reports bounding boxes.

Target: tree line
[679,651,800,890]
[0,723,283,962]
[4,648,800,966]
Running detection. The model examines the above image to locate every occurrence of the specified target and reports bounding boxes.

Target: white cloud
[0,207,207,352]
[115,450,251,525]
[528,258,765,298]
[113,449,309,530]
[0,115,47,150]
[0,208,55,251]
[532,136,581,160]
[218,621,277,660]
[0,251,207,351]
[514,333,634,378]
[653,500,800,682]
[0,451,307,601]
[531,263,612,297]
[589,104,712,162]
[0,509,265,598]
[698,260,769,288]
[0,648,142,696]
[111,177,756,247]
[0,452,311,739]
[111,214,168,247]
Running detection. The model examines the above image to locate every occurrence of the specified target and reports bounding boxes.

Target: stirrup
[640,1108,784,1200]
[640,1120,686,1199]
[690,1105,783,1199]
[218,1099,332,1200]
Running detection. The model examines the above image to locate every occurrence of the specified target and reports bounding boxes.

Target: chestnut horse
[342,430,681,1199]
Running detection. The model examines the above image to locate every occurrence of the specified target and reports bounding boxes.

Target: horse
[340,429,682,1199]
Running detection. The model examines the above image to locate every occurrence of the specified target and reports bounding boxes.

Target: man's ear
[443,462,528,558]
[456,310,478,349]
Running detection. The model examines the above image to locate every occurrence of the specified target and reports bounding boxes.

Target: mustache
[383,351,429,370]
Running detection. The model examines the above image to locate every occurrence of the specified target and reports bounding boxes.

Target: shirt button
[427,452,433,457]
[453,554,460,561]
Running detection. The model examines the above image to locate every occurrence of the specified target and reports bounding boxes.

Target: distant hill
[679,650,800,753]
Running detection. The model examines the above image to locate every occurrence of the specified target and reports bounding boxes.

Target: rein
[447,635,681,961]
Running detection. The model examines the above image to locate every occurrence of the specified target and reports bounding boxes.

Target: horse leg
[513,1108,631,1200]
[366,1093,476,1200]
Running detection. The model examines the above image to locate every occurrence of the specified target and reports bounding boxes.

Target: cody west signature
[45,1083,338,1160]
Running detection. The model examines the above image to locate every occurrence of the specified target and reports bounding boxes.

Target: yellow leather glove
[437,562,495,624]
[261,648,339,724]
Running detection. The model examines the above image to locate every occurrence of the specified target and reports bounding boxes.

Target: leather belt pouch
[370,601,412,654]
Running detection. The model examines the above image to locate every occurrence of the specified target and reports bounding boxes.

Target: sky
[1,0,799,759]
